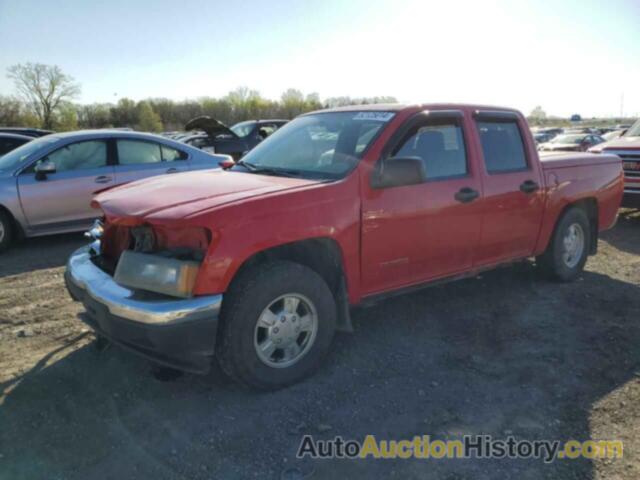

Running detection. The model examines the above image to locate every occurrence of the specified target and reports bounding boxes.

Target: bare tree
[7,63,81,129]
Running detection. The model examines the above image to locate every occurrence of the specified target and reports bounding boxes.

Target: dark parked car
[0,133,32,156]
[539,133,605,152]
[182,117,287,159]
[533,132,554,144]
[0,127,54,137]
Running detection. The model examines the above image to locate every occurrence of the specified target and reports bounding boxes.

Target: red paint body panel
[93,104,624,305]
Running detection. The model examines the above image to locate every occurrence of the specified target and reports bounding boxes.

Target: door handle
[166,167,178,174]
[520,180,539,194]
[454,187,479,203]
[94,175,112,184]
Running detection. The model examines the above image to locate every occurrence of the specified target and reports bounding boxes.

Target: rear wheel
[537,207,590,282]
[0,210,13,253]
[217,261,336,390]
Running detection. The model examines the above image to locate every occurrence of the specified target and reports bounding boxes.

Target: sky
[0,0,639,118]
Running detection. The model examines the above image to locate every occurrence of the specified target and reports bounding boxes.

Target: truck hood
[589,136,640,153]
[185,116,237,138]
[94,170,322,224]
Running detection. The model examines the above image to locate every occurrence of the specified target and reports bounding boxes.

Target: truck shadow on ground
[601,208,640,256]
[1,265,639,480]
[0,233,86,278]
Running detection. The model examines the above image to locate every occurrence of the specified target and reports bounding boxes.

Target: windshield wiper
[236,159,302,178]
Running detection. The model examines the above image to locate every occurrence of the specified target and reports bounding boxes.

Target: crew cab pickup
[65,104,623,389]
[589,118,640,207]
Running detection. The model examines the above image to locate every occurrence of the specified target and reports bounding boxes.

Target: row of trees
[2,63,397,132]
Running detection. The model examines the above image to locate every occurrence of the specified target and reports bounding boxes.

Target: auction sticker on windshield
[353,111,395,122]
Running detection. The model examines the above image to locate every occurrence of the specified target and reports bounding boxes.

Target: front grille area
[622,160,640,177]
[602,149,640,178]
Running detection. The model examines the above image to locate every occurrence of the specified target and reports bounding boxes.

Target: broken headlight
[114,250,201,298]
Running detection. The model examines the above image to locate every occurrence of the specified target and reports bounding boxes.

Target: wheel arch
[0,203,25,241]
[227,237,353,332]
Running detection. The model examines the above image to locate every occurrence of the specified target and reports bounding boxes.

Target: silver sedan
[0,130,229,252]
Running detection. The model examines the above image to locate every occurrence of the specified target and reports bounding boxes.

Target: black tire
[216,261,337,390]
[0,210,13,253]
[537,207,591,282]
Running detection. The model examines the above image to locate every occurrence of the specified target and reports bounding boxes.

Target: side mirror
[371,157,427,189]
[218,158,235,170]
[34,160,56,181]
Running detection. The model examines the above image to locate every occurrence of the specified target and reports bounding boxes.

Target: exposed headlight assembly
[114,250,200,298]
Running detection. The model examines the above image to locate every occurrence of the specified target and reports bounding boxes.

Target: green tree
[55,102,79,131]
[110,98,138,127]
[78,103,112,128]
[137,101,163,132]
[0,96,27,126]
[281,88,306,118]
[7,63,80,129]
[529,106,547,125]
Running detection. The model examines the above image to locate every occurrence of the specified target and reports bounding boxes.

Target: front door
[361,111,484,295]
[17,139,113,231]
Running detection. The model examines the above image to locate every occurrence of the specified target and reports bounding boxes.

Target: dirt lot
[1,211,639,480]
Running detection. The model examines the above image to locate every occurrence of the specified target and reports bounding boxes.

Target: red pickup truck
[589,118,640,207]
[65,104,623,389]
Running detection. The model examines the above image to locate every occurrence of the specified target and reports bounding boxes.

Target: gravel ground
[0,210,639,480]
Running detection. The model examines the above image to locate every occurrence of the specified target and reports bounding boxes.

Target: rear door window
[161,145,186,161]
[476,121,528,173]
[117,140,162,165]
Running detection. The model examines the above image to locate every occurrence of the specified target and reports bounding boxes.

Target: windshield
[234,111,393,179]
[230,121,256,138]
[551,134,585,145]
[625,119,640,137]
[0,135,58,172]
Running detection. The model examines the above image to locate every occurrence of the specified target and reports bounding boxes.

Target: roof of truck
[307,103,520,115]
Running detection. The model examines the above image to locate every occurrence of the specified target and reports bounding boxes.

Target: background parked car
[533,132,554,144]
[0,130,229,251]
[0,127,54,137]
[0,133,32,156]
[589,119,640,208]
[564,127,600,135]
[534,127,563,138]
[182,117,287,159]
[538,133,605,152]
[602,129,628,141]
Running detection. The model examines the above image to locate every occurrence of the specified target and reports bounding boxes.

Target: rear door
[112,138,189,185]
[472,111,545,266]
[17,139,114,231]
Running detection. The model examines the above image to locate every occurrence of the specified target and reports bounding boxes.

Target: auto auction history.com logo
[297,435,623,463]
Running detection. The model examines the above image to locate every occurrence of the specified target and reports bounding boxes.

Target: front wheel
[537,207,591,282]
[216,261,336,390]
[0,210,13,253]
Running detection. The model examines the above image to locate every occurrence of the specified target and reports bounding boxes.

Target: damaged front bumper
[64,246,222,373]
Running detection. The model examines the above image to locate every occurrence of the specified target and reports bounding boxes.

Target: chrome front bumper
[65,246,222,373]
[66,246,222,324]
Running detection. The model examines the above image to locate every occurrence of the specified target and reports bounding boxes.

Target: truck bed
[539,151,621,169]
